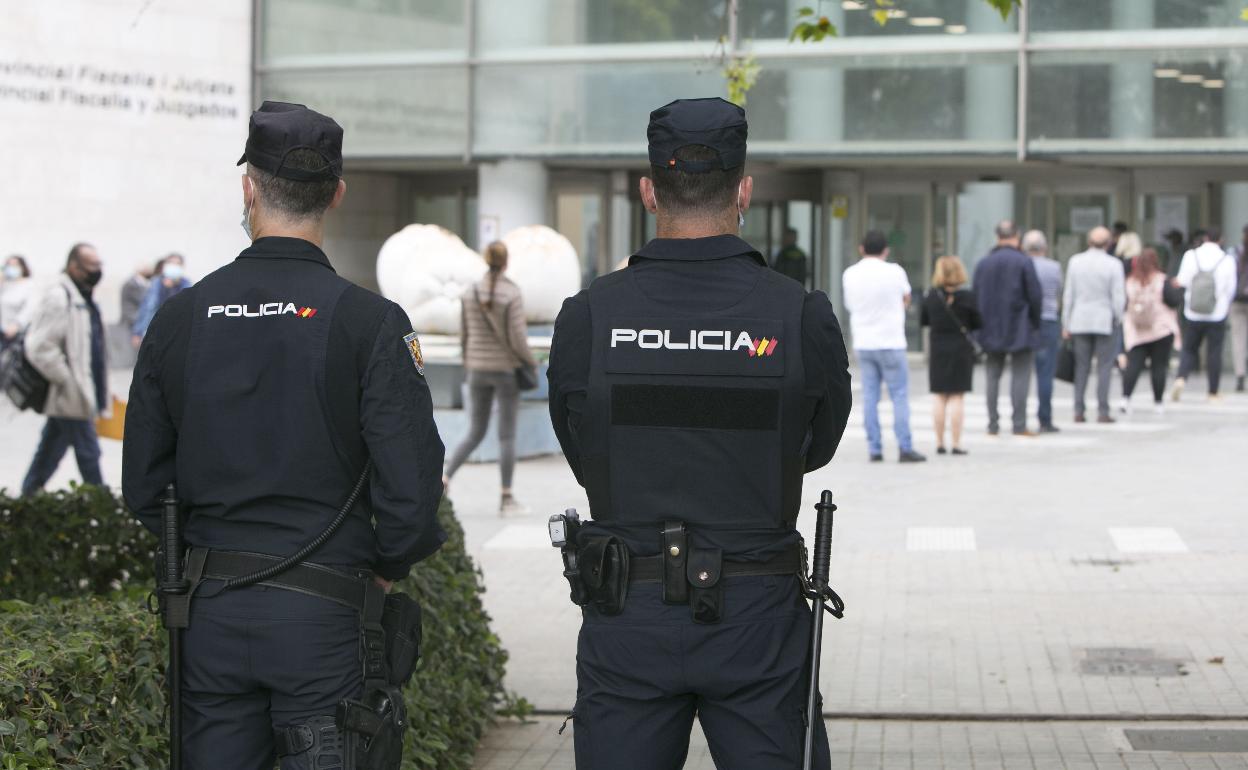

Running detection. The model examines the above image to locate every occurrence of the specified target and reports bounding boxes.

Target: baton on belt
[159,483,188,770]
[803,490,844,770]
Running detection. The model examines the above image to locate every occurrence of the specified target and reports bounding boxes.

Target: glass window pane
[1027,49,1248,151]
[751,55,1017,148]
[476,54,1015,155]
[261,68,467,157]
[474,61,724,154]
[262,0,466,62]
[477,0,730,50]
[1029,0,1243,32]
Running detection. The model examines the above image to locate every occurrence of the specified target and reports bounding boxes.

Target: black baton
[803,490,841,770]
[160,483,187,770]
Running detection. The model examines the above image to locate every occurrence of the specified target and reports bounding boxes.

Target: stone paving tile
[474,718,1248,769]
[481,549,1248,717]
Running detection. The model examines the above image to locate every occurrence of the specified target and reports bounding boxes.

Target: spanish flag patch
[403,331,425,375]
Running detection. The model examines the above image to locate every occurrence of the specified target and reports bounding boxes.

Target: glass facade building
[257,0,1248,348]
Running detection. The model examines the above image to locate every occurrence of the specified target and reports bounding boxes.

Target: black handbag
[932,289,984,363]
[1055,339,1076,383]
[0,331,50,412]
[473,287,538,392]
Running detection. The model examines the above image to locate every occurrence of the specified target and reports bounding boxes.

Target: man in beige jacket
[21,243,109,495]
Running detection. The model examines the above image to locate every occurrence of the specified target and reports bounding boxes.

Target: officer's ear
[639,177,659,215]
[240,173,254,208]
[328,179,347,211]
[738,175,754,214]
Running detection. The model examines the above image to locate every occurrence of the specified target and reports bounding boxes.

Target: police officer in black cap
[547,97,852,768]
[122,101,446,769]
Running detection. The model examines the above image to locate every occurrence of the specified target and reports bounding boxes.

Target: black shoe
[951,448,969,456]
[1039,423,1060,433]
[898,450,927,463]
[987,425,1000,436]
[1238,376,1245,393]
[869,454,883,462]
[937,447,948,455]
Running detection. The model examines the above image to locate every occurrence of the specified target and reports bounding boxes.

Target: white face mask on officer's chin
[241,186,256,241]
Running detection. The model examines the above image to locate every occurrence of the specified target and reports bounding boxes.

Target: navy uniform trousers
[180,581,362,770]
[573,575,831,770]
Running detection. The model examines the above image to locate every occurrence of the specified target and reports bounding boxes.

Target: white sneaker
[1153,402,1165,416]
[1171,378,1185,402]
[1118,397,1132,416]
[499,494,530,516]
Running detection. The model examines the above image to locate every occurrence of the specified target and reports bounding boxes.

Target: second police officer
[548,98,853,769]
[122,102,446,770]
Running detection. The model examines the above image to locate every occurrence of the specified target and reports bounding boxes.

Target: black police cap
[647,97,747,173]
[236,101,343,182]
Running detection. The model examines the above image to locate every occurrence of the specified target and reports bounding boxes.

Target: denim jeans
[1033,320,1061,427]
[856,348,913,456]
[21,417,103,496]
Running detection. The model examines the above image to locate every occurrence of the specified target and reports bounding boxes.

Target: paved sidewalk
[476,716,1248,769]
[453,369,1248,766]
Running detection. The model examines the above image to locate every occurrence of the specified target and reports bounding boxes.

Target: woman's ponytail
[483,240,508,310]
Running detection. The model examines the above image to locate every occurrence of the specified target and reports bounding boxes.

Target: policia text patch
[606,318,784,377]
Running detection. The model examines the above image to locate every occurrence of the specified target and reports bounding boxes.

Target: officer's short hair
[860,231,887,256]
[248,149,339,219]
[650,145,744,216]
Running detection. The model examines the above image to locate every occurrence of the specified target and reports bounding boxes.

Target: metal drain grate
[1125,729,1248,753]
[1078,647,1187,677]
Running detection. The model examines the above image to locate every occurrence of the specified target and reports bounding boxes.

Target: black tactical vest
[582,266,808,531]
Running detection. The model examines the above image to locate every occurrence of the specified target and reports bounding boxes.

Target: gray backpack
[1189,253,1230,315]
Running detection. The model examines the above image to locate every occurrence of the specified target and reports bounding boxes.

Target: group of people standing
[842,219,1246,460]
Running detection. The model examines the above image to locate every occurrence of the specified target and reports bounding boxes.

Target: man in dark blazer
[974,219,1043,436]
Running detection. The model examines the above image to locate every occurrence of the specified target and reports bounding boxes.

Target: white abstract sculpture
[376,225,486,334]
[375,223,582,334]
[501,225,582,323]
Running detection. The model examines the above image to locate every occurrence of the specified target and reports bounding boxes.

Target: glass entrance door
[864,190,933,351]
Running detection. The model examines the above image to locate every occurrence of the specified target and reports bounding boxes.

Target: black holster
[663,522,724,624]
[336,585,421,770]
[687,547,724,625]
[577,535,630,615]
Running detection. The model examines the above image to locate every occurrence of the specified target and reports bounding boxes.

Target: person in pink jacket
[1120,247,1183,414]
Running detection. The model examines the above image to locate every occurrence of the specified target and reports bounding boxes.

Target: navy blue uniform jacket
[547,234,852,558]
[122,237,446,581]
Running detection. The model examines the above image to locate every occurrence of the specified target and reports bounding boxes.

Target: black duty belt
[629,546,802,583]
[199,550,373,612]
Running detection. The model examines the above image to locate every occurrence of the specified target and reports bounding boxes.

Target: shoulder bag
[473,287,538,391]
[932,289,983,363]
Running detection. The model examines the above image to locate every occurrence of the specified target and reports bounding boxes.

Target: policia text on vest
[123,101,447,770]
[546,98,853,769]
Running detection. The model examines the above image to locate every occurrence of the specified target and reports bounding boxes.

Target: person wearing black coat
[921,256,982,455]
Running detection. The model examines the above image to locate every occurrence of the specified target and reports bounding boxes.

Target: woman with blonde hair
[920,255,982,455]
[444,240,540,514]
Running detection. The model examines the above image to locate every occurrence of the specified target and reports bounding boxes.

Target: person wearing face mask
[1,255,34,348]
[131,252,192,345]
[20,243,109,495]
[122,101,445,769]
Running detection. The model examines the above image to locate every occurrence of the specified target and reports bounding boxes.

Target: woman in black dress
[920,256,982,455]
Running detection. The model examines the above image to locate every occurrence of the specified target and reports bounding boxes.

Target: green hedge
[0,485,156,601]
[0,491,515,770]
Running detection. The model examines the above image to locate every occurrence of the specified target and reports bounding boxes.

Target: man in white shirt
[842,230,926,463]
[1173,227,1239,401]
